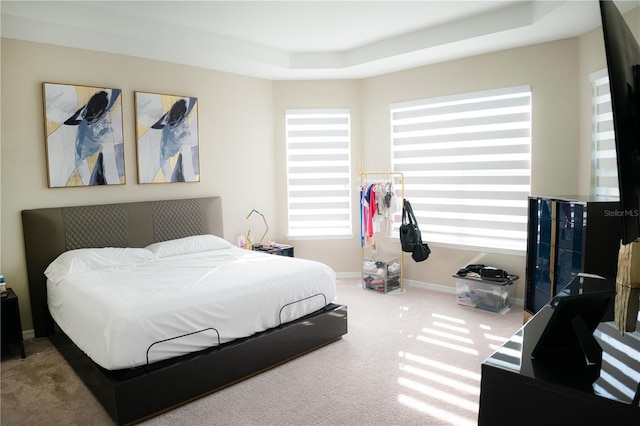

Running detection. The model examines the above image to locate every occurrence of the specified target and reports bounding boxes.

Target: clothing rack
[359,170,405,293]
[359,171,405,200]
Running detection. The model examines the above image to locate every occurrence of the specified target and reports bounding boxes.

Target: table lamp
[246,209,270,247]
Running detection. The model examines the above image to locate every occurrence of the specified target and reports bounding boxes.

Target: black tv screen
[600,0,640,245]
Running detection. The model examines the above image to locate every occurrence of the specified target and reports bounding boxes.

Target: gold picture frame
[134,91,200,184]
[43,82,125,187]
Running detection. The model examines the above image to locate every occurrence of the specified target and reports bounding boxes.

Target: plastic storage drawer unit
[363,257,400,293]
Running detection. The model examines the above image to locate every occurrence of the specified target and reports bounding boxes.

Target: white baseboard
[336,272,524,307]
[336,272,361,279]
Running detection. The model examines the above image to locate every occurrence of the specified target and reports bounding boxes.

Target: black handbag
[400,199,421,252]
[400,199,431,262]
[411,241,431,262]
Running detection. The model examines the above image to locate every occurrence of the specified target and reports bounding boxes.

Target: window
[390,86,532,253]
[285,109,352,238]
[591,69,619,198]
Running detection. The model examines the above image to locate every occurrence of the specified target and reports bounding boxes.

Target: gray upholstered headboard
[22,197,223,337]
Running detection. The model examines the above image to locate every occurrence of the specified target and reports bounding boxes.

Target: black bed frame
[21,197,348,425]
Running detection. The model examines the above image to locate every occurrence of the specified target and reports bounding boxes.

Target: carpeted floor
[1,279,524,425]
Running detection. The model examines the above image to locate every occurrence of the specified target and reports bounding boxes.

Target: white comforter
[47,247,336,370]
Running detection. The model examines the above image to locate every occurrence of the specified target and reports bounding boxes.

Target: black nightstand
[253,245,294,257]
[1,288,26,358]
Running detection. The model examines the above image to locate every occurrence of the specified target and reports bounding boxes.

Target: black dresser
[525,195,621,318]
[479,275,640,425]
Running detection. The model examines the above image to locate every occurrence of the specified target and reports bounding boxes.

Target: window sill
[287,234,354,241]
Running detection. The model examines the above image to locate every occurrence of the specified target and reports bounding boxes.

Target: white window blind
[390,86,532,253]
[285,109,352,238]
[591,69,619,198]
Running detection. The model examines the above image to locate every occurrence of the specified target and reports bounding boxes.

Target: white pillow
[145,234,232,258]
[45,247,156,284]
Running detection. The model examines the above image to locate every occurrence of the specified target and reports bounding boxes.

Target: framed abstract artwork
[43,82,125,187]
[134,91,200,184]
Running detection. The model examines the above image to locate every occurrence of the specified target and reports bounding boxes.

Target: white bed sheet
[47,247,336,370]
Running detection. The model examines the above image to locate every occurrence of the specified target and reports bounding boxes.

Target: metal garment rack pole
[359,170,405,293]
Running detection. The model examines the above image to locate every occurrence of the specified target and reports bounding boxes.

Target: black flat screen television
[600,0,640,245]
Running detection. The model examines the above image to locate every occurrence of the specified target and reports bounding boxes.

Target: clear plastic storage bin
[453,274,517,314]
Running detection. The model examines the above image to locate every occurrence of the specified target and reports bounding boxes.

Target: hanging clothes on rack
[360,181,378,247]
[359,178,400,247]
[375,181,398,236]
[359,169,406,293]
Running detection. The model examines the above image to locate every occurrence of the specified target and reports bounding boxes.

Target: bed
[21,197,348,425]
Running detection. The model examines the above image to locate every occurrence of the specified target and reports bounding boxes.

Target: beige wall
[272,80,364,272]
[358,38,580,294]
[272,37,583,301]
[577,7,640,196]
[3,8,637,331]
[1,39,277,330]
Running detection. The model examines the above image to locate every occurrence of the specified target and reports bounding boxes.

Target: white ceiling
[1,1,639,80]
